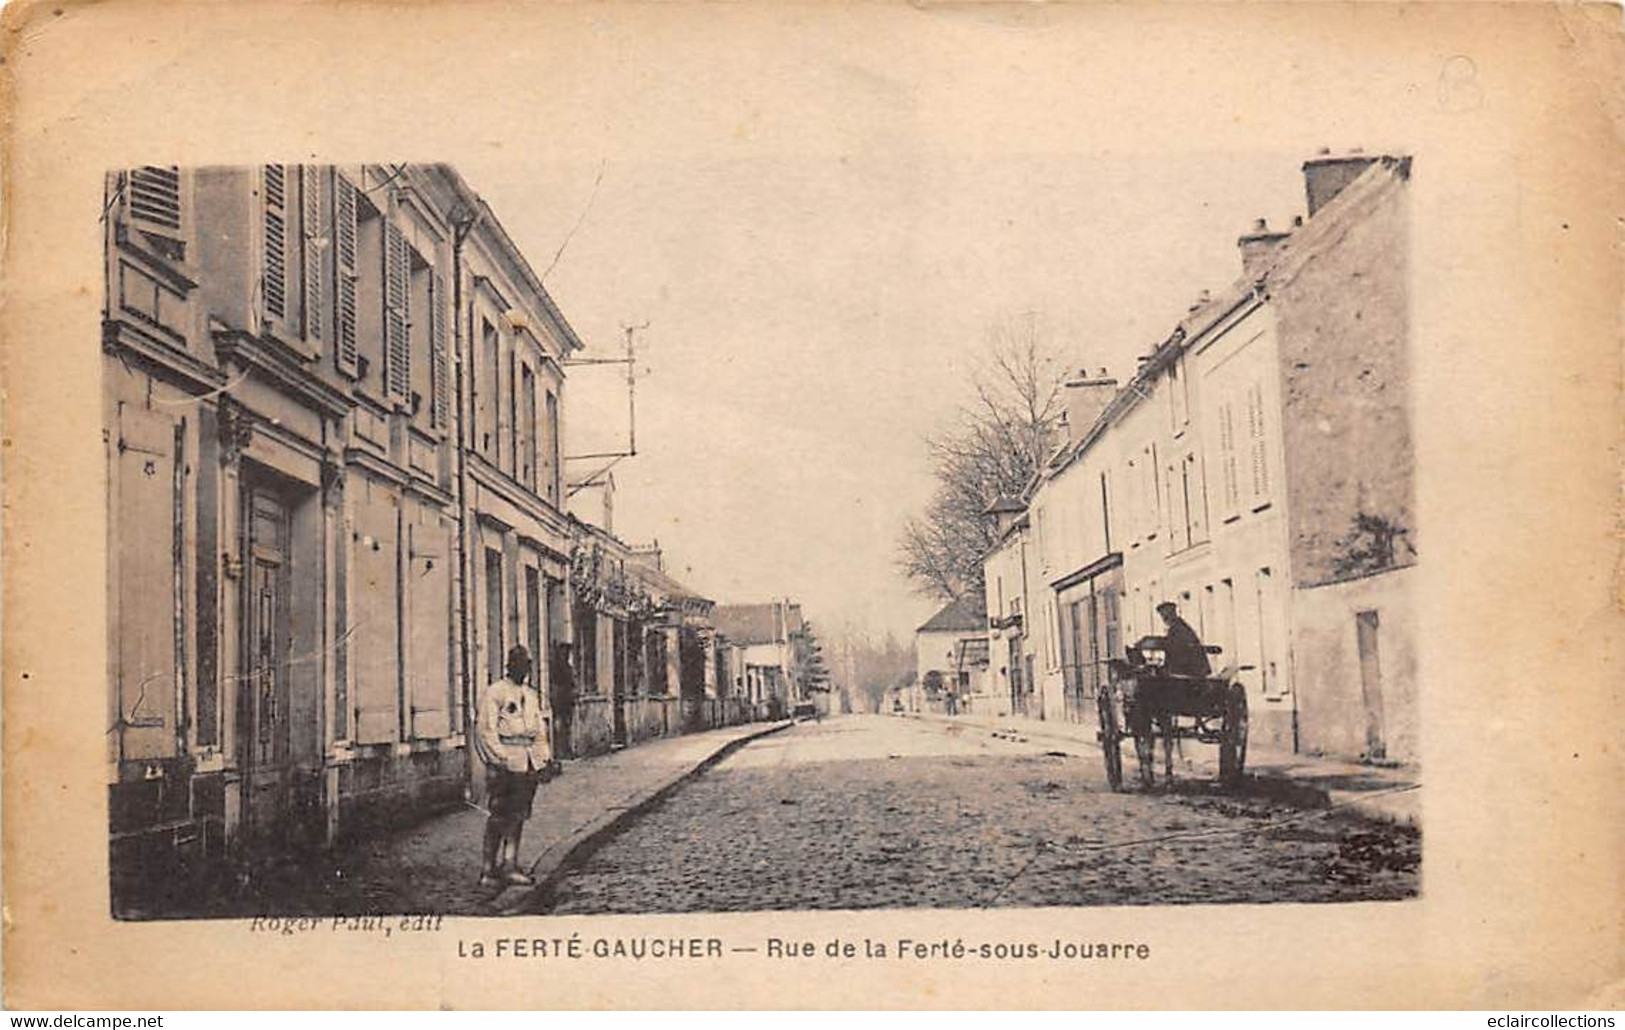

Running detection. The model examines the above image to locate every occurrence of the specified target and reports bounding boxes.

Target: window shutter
[429,271,449,428]
[1220,403,1239,511]
[384,222,410,400]
[300,166,325,345]
[115,406,179,762]
[127,166,183,242]
[262,165,289,323]
[352,496,400,745]
[1248,384,1270,500]
[333,175,359,376]
[407,518,453,740]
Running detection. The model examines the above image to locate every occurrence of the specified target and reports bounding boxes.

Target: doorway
[240,486,292,847]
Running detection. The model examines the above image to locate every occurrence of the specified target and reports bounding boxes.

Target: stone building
[102,163,586,911]
[995,151,1416,764]
[911,595,991,715]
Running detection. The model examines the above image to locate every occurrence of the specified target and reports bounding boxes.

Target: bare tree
[896,314,1072,602]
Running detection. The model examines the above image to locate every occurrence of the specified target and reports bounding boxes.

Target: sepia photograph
[5,0,1621,1012]
[103,150,1418,921]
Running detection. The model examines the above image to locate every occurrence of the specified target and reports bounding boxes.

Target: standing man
[1155,601,1212,678]
[474,645,551,889]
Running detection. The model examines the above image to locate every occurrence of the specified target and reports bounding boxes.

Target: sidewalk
[904,710,1420,828]
[292,719,794,918]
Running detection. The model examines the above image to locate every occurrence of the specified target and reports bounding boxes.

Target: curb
[500,719,796,915]
[907,711,1420,829]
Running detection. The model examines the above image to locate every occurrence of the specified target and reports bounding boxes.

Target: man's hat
[1155,601,1178,615]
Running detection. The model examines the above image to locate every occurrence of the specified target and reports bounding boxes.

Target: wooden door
[242,489,291,844]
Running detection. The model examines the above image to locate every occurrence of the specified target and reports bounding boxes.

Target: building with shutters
[1000,151,1417,765]
[101,163,587,913]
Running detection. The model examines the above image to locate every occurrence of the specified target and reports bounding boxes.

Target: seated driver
[1155,601,1211,678]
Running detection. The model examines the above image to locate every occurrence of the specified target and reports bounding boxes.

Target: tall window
[478,319,499,457]
[544,391,561,505]
[520,366,538,490]
[484,549,504,683]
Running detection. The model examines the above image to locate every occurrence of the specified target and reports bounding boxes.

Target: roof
[1046,153,1410,481]
[426,163,586,353]
[916,594,989,634]
[713,603,795,645]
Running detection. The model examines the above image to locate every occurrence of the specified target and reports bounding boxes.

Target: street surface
[542,714,1419,913]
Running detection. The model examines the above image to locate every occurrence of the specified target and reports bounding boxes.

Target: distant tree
[829,627,915,713]
[896,314,1072,602]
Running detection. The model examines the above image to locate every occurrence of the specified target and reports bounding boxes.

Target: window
[484,549,504,684]
[544,391,560,505]
[407,245,433,422]
[520,365,538,490]
[352,192,384,394]
[478,319,499,457]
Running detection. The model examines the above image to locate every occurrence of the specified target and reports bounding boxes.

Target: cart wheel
[1097,691,1124,791]
[1219,683,1250,787]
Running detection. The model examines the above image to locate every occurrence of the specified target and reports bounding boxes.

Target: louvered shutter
[1221,404,1239,512]
[333,175,359,376]
[1248,384,1270,501]
[127,166,183,243]
[262,165,289,323]
[429,271,449,428]
[300,166,325,345]
[383,223,410,401]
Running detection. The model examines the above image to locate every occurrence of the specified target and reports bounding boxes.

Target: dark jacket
[1161,616,1212,678]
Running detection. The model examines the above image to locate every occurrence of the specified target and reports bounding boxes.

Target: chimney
[1064,366,1117,440]
[1302,147,1378,217]
[1238,217,1292,278]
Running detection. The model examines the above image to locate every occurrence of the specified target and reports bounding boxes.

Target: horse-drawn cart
[1096,638,1250,790]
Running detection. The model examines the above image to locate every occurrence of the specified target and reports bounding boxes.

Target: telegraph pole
[563,321,648,496]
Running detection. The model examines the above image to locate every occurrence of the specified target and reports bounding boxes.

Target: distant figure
[1156,601,1211,678]
[473,645,551,890]
[549,641,575,759]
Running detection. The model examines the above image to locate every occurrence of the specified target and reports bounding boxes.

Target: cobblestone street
[542,714,1419,913]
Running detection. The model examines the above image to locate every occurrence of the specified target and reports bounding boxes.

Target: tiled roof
[916,594,989,634]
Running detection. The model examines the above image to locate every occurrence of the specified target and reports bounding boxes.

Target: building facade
[911,595,991,715]
[102,163,794,914]
[991,152,1417,764]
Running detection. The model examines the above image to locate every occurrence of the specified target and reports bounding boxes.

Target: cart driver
[1155,601,1211,679]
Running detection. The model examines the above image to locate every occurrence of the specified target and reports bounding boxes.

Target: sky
[444,13,1354,646]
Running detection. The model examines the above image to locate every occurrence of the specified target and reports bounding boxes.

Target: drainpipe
[451,204,481,787]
